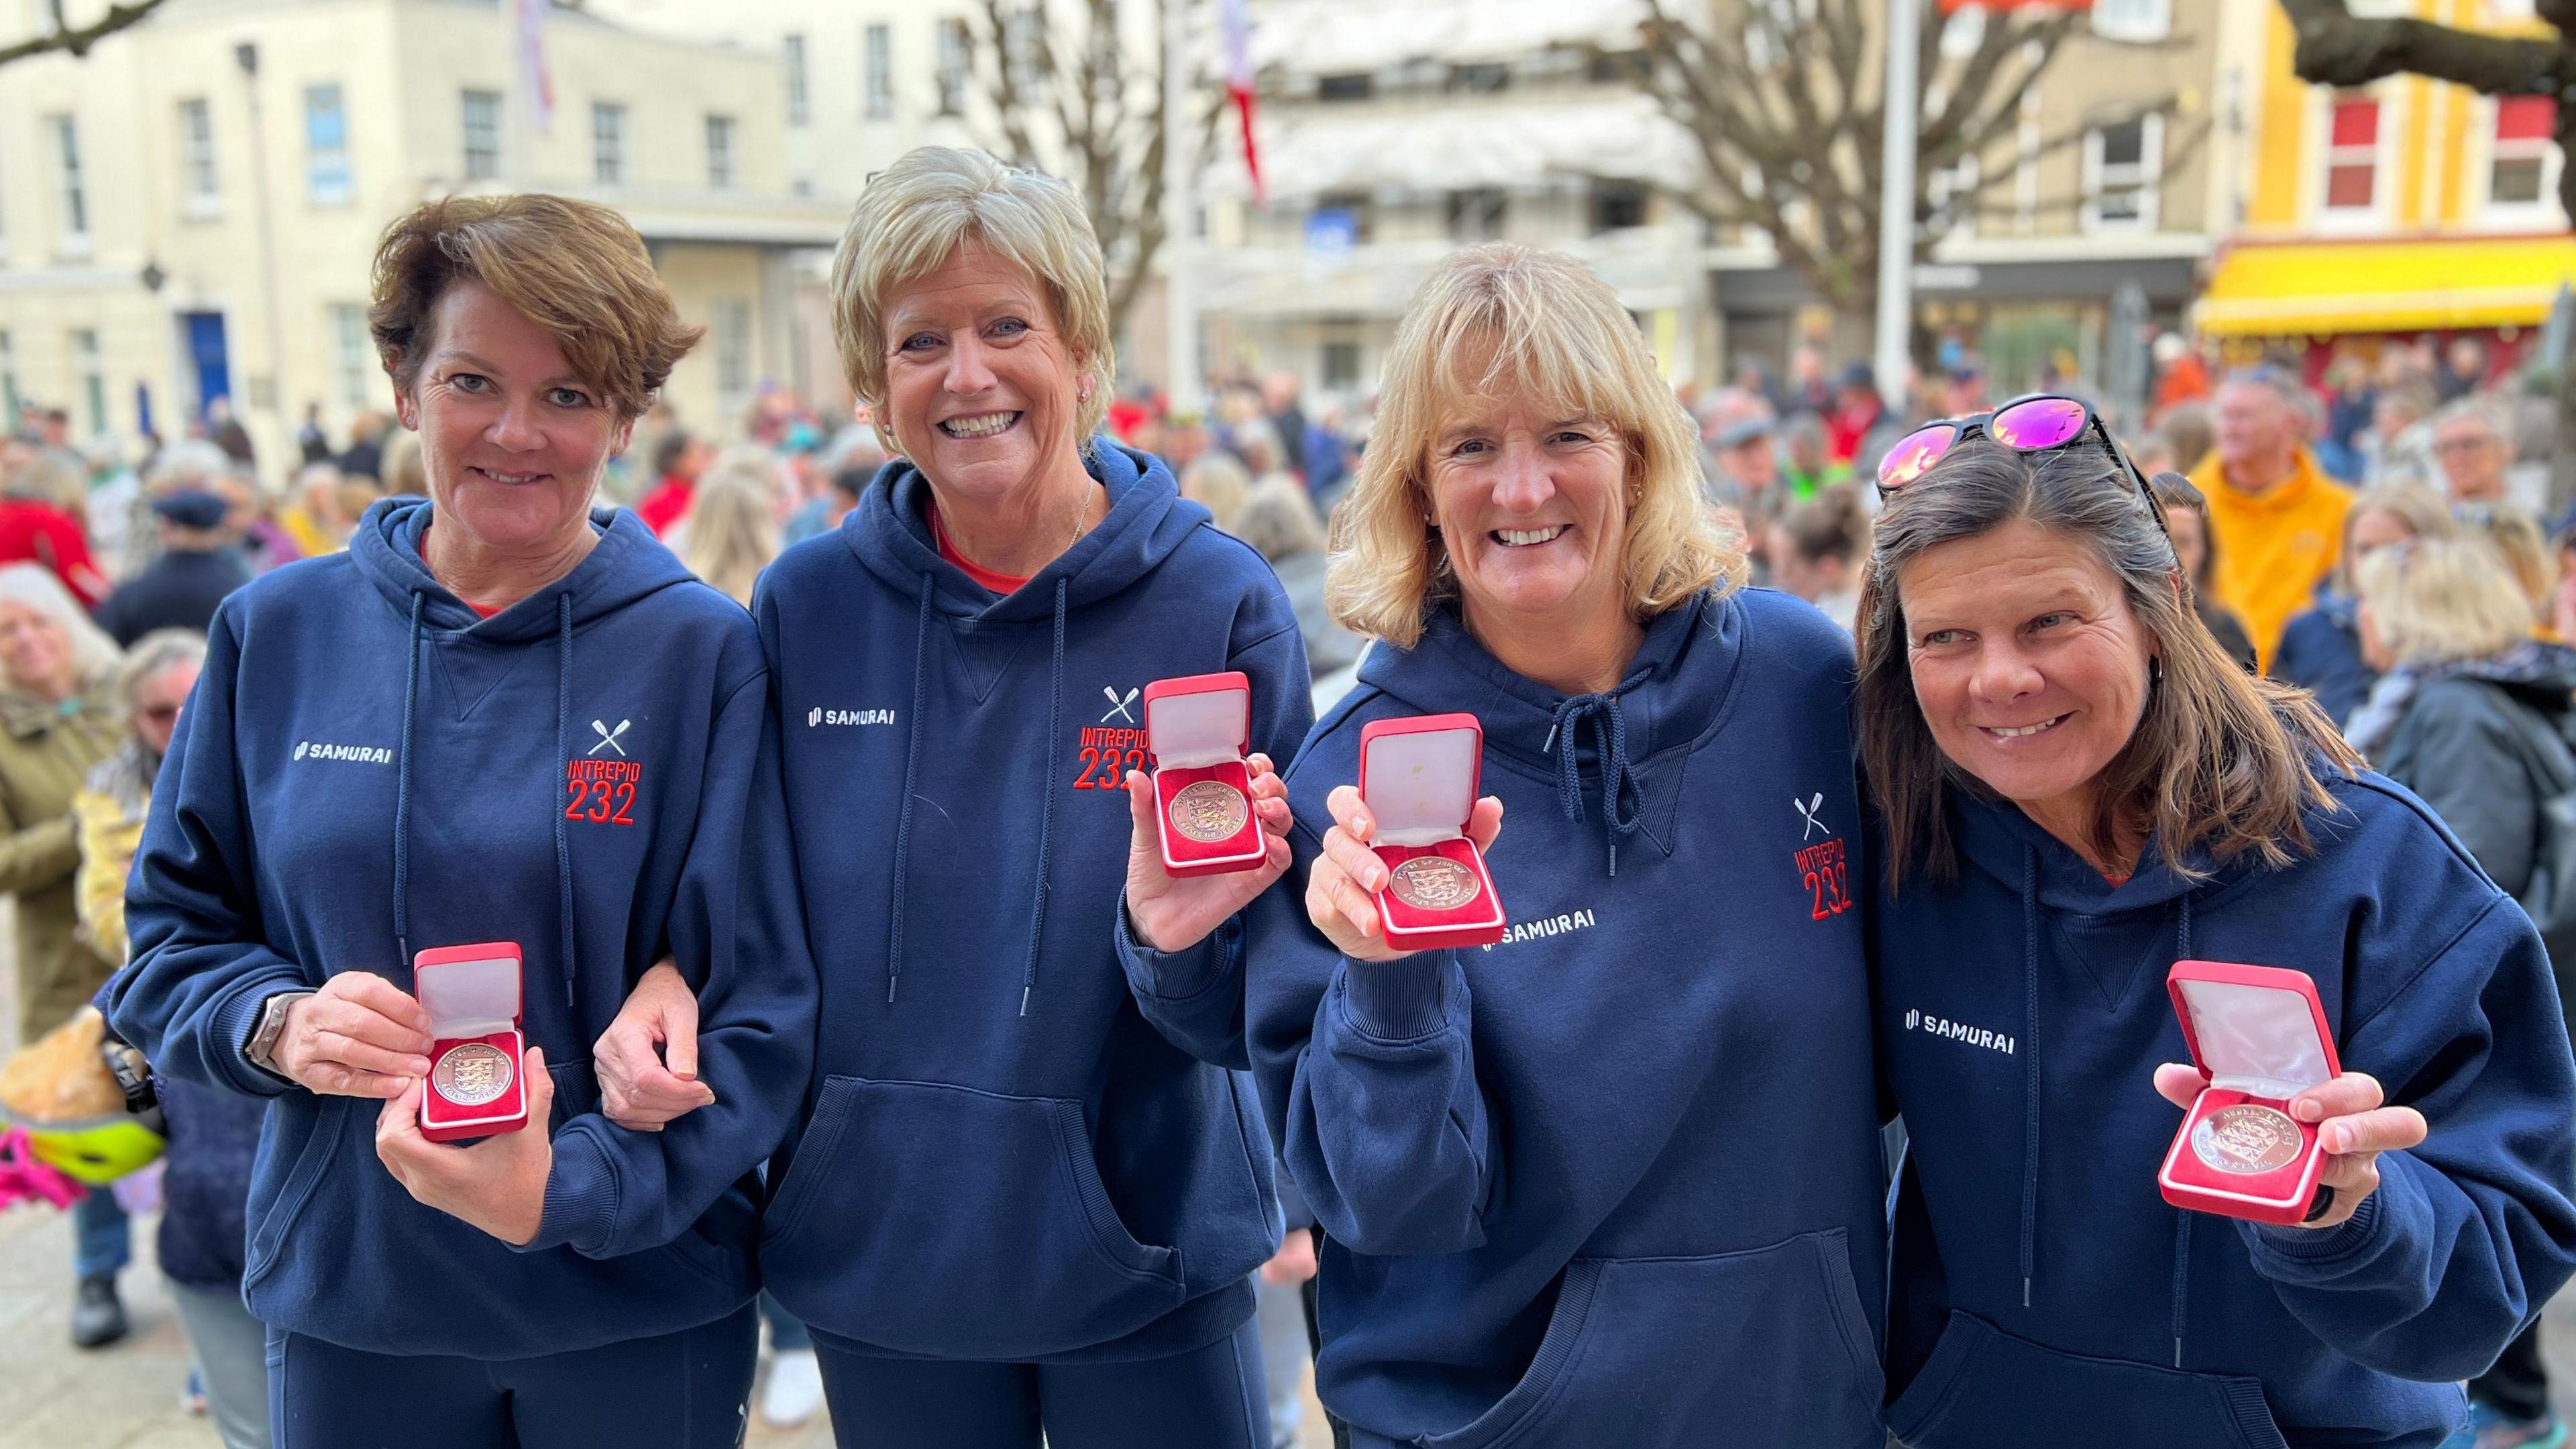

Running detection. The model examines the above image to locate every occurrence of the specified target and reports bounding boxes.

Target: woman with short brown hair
[107,193,818,1448]
[1858,415,2576,1449]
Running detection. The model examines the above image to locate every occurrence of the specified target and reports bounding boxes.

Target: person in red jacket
[0,451,109,606]
[632,429,708,537]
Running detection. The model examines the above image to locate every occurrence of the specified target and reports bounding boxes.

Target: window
[2322,93,2381,212]
[1447,187,1506,242]
[1311,191,1373,246]
[2082,113,2162,229]
[2489,95,2559,212]
[1590,179,1648,233]
[52,115,87,241]
[1587,50,1650,84]
[865,23,895,119]
[703,114,737,188]
[1322,339,1359,390]
[461,90,502,181]
[714,299,752,401]
[1929,154,1982,240]
[331,304,372,407]
[784,34,809,125]
[1450,62,1509,94]
[592,103,627,184]
[936,19,971,116]
[73,329,103,438]
[1317,74,1373,102]
[1005,7,1044,95]
[2091,0,2172,41]
[178,99,219,216]
[305,85,352,205]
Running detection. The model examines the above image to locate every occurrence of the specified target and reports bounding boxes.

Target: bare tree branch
[2279,0,2562,93]
[0,0,167,68]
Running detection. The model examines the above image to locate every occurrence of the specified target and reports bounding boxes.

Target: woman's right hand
[594,960,716,1131]
[1305,784,1503,962]
[274,973,434,1098]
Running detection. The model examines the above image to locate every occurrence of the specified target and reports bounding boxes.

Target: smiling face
[1898,518,2157,837]
[1424,395,1633,644]
[0,601,71,700]
[880,245,1085,507]
[396,280,632,554]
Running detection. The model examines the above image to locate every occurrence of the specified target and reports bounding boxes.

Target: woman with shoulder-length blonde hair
[601,145,1311,1448]
[1856,413,2576,1449]
[107,192,818,1448]
[2275,480,2455,727]
[673,447,786,606]
[1142,242,1888,1448]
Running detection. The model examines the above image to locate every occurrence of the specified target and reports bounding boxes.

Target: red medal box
[2157,960,2341,1226]
[416,943,529,1144]
[1143,672,1267,877]
[1358,713,1506,950]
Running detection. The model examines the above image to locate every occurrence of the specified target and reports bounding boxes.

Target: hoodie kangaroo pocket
[241,1095,349,1292]
[1416,1230,1885,1449]
[760,1075,1186,1358]
[1887,1311,2288,1449]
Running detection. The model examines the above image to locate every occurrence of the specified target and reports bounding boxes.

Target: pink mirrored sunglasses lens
[1879,426,1957,489]
[1990,397,2088,450]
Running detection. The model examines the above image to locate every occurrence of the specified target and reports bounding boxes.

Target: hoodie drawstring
[885,576,934,1004]
[392,592,425,969]
[2019,846,2041,1311]
[2171,892,2196,1366]
[554,595,576,1008]
[1020,579,1068,1017]
[1545,668,1650,877]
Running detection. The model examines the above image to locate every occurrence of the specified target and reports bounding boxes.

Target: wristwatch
[245,990,315,1078]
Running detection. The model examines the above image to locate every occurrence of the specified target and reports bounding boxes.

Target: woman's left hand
[1121,753,1296,954]
[2154,1065,2428,1230]
[375,1046,557,1246]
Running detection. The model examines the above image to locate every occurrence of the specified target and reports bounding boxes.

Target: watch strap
[245,990,314,1077]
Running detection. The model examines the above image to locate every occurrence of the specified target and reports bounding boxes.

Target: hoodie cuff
[520,1124,620,1257]
[1114,892,1238,1004]
[1340,953,1455,1040]
[2245,1174,2394,1271]
[209,975,307,1099]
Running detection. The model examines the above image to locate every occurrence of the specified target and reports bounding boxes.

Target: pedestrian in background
[2275,482,2454,727]
[1230,476,1362,685]
[674,447,785,608]
[2432,398,2516,507]
[0,564,125,1344]
[74,631,270,1447]
[0,450,111,607]
[2189,367,2353,668]
[2147,472,2258,672]
[1769,483,1868,632]
[93,490,253,647]
[1182,451,1254,533]
[2349,534,2576,1449]
[635,427,710,537]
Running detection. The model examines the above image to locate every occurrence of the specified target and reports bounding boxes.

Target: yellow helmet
[17,1114,164,1186]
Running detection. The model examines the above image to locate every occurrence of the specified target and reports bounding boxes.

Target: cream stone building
[0,0,844,476]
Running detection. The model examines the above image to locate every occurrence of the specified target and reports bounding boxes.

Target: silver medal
[1168,781,1250,845]
[433,1042,515,1108]
[1388,855,1479,912]
[2190,1104,2302,1175]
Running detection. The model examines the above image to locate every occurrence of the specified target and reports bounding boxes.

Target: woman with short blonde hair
[109,192,817,1448]
[611,146,1310,1447]
[675,447,785,606]
[1164,244,1887,1447]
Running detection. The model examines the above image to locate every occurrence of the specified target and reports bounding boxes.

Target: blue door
[182,312,229,418]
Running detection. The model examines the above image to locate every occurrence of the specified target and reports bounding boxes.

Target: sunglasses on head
[1876,394,2169,535]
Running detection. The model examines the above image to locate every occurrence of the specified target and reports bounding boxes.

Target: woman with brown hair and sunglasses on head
[1860,398,2576,1449]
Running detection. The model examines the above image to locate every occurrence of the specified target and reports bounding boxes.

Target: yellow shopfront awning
[2194,235,2576,337]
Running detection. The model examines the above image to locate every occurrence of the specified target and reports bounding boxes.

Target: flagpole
[1874,0,1922,407]
[1161,0,1201,417]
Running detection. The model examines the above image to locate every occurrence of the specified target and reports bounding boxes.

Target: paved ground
[0,936,1330,1449]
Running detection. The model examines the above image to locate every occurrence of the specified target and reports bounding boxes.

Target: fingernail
[2294,1099,2321,1122]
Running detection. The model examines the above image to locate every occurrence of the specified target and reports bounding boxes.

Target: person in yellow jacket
[73,629,205,965]
[2188,367,2353,670]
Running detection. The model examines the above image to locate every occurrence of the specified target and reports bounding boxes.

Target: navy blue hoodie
[1223,590,1887,1448]
[1874,775,2576,1449]
[106,498,818,1358]
[755,441,1311,1362]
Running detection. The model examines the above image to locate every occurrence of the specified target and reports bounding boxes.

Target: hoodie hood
[1358,591,1742,876]
[351,496,698,638]
[845,439,1210,623]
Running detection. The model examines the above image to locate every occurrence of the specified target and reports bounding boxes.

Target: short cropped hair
[368,194,701,420]
[830,148,1115,455]
[1327,244,1741,648]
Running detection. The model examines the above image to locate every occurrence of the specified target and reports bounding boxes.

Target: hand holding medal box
[2157,961,2339,1225]
[416,943,530,1143]
[1142,672,1268,877]
[1358,713,1507,950]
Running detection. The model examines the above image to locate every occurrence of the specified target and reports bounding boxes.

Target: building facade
[0,0,843,474]
[1707,0,2227,406]
[2196,0,2575,379]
